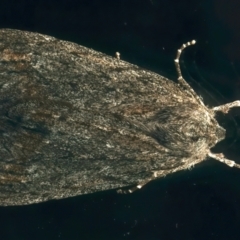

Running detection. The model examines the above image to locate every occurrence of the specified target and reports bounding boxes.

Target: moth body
[0,29,239,205]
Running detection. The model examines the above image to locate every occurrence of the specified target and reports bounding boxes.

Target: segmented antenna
[174,40,205,107]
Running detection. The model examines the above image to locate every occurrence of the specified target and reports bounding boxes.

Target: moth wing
[0,29,189,205]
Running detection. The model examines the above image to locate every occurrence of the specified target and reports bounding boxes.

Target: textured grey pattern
[0,29,226,205]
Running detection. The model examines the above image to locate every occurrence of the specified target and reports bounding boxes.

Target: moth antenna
[208,152,240,169]
[174,40,205,106]
[212,100,240,113]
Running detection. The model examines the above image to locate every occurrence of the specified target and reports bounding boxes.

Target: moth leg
[208,152,240,168]
[174,40,205,107]
[117,178,153,194]
[117,171,168,194]
[212,100,240,114]
[117,173,157,194]
[117,184,142,194]
[115,52,120,60]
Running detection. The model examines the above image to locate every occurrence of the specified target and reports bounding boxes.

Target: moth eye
[211,118,216,124]
[191,136,199,142]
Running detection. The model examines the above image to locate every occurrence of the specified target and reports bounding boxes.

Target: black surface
[0,0,240,239]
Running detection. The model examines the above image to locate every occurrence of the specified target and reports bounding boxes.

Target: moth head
[211,104,240,153]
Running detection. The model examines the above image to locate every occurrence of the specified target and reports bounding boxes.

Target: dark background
[1,0,240,239]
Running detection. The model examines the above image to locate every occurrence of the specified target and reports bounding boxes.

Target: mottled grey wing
[0,29,191,205]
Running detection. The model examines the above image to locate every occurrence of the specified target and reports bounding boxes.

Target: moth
[0,29,239,206]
